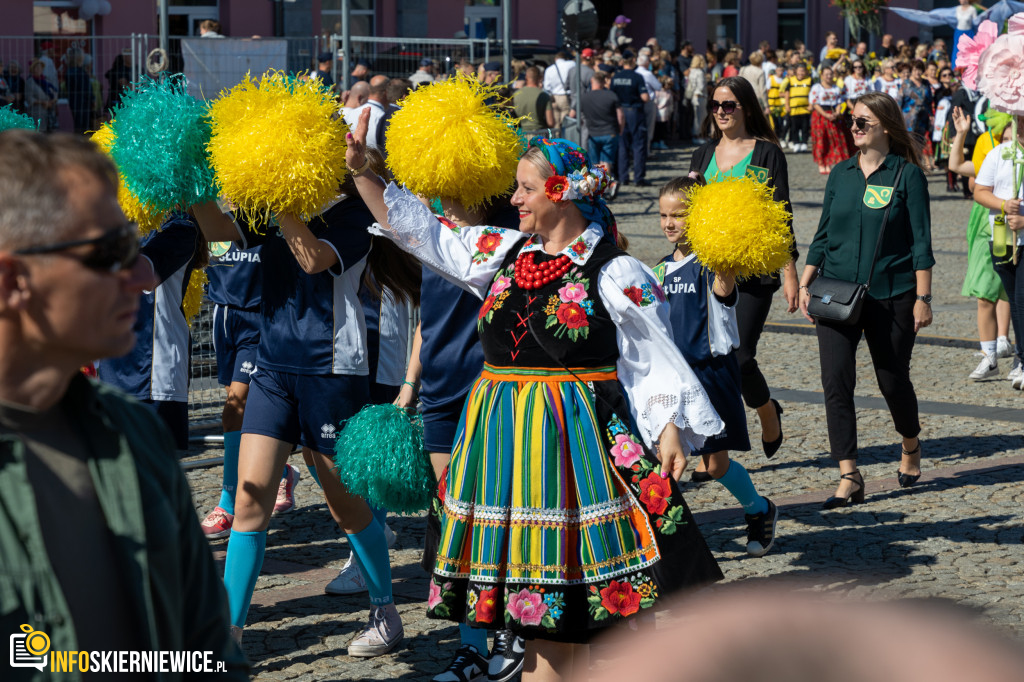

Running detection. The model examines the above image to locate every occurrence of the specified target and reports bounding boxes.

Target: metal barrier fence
[188,300,222,435]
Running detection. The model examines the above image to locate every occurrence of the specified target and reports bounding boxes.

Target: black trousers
[991,244,1024,365]
[815,290,922,461]
[735,283,775,409]
[789,113,810,146]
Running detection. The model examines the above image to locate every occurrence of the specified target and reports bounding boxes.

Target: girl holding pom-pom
[191,150,418,657]
[689,75,799,465]
[652,174,777,558]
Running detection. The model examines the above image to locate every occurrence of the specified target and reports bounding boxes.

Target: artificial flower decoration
[976,13,1024,115]
[545,175,569,201]
[955,19,999,90]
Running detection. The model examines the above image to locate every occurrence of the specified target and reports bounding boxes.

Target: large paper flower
[956,19,999,90]
[976,14,1024,115]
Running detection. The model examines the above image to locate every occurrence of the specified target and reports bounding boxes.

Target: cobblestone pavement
[182,143,1024,680]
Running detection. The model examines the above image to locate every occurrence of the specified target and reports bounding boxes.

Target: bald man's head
[344,81,369,109]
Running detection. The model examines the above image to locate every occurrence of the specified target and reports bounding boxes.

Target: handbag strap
[863,160,906,286]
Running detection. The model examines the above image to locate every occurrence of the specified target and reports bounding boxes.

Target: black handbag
[807,162,905,325]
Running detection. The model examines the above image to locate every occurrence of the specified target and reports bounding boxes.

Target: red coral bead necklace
[514,252,572,290]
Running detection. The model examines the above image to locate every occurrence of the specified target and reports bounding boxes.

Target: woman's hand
[913,300,932,332]
[799,286,814,323]
[1007,214,1024,232]
[345,107,371,171]
[655,424,688,481]
[951,106,970,136]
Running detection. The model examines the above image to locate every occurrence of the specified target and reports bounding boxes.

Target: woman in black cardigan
[688,76,799,466]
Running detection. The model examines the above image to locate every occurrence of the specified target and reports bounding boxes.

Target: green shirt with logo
[806,152,935,299]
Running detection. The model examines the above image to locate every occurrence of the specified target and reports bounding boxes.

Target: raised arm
[347,107,392,228]
[191,200,242,242]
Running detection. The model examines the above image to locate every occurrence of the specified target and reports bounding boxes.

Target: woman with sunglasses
[844,61,871,101]
[810,66,855,175]
[799,92,935,509]
[689,76,799,469]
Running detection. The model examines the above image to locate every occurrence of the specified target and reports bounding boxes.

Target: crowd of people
[2,10,1023,682]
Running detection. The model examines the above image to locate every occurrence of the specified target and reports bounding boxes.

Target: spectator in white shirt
[343,75,390,151]
[543,52,576,134]
[635,53,662,153]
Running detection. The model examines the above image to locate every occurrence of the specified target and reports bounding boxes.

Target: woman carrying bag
[799,92,935,510]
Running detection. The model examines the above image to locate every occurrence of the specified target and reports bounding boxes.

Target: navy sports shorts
[242,368,368,454]
[692,354,751,457]
[421,393,470,454]
[213,304,261,386]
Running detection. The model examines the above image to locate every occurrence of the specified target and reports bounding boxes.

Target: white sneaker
[1014,373,1024,390]
[326,554,368,595]
[997,337,1014,358]
[969,354,998,380]
[325,524,396,595]
[348,604,403,657]
[1008,364,1022,383]
[800,143,809,153]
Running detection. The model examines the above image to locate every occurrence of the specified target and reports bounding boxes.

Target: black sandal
[897,441,922,488]
[822,470,865,510]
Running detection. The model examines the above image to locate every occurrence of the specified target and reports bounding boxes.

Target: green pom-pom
[333,404,435,514]
[0,105,37,132]
[110,75,217,212]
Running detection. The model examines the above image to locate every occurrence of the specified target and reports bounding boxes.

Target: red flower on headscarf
[545,175,569,201]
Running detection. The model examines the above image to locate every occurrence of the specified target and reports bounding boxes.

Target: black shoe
[487,630,525,682]
[762,398,784,459]
[433,644,488,682]
[822,470,865,510]
[634,179,651,187]
[690,470,713,484]
[744,498,778,557]
[897,442,922,488]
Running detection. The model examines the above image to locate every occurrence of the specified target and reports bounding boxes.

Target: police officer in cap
[609,50,650,186]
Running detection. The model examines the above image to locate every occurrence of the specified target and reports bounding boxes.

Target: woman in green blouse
[798,91,935,509]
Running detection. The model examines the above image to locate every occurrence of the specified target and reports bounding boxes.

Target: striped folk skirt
[424,364,722,642]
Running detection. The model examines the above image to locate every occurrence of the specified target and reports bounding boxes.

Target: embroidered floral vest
[477,238,624,368]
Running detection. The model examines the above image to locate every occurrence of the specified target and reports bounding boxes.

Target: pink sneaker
[200,506,234,540]
[273,464,301,515]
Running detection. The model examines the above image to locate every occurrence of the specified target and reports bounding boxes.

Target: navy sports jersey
[97,212,204,401]
[418,205,519,409]
[236,196,373,376]
[206,212,262,310]
[609,69,647,108]
[654,254,739,365]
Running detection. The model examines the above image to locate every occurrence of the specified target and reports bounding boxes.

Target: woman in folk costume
[347,105,723,680]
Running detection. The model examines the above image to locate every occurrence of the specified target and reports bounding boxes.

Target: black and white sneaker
[433,644,488,682]
[487,630,525,682]
[744,498,779,557]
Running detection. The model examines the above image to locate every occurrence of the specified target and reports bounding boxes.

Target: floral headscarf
[529,137,618,244]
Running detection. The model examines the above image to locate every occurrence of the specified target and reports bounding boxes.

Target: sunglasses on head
[14,222,140,273]
[844,114,878,131]
[710,99,739,114]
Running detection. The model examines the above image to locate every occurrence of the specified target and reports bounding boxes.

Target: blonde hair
[690,54,706,70]
[748,52,764,67]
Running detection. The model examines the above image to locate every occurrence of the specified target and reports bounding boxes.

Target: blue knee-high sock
[716,460,769,515]
[217,431,242,514]
[223,529,266,627]
[305,463,321,488]
[346,519,393,606]
[459,623,488,653]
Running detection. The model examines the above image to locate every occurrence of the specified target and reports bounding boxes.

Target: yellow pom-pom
[90,123,164,237]
[826,48,848,61]
[207,71,348,222]
[385,74,523,208]
[684,177,793,278]
[183,268,207,328]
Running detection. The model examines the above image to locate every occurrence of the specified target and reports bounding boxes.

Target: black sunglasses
[14,222,140,273]
[844,114,878,131]
[710,99,740,114]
